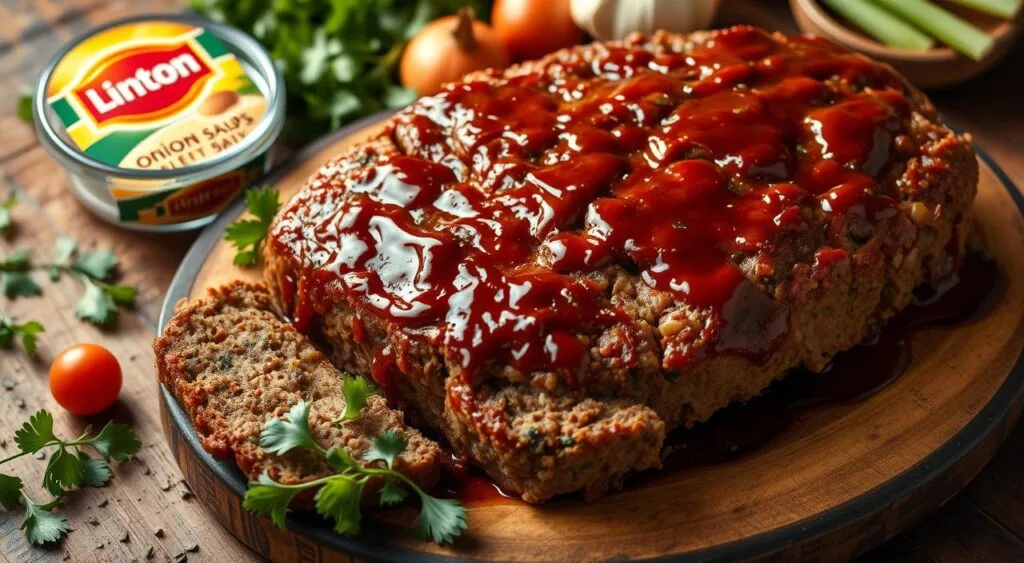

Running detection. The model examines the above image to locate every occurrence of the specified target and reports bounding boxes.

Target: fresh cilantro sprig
[244,377,468,545]
[0,315,44,357]
[0,410,141,545]
[0,237,136,328]
[0,248,41,298]
[225,187,281,267]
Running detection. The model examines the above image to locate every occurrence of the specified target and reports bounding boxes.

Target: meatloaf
[155,281,441,490]
[262,26,977,503]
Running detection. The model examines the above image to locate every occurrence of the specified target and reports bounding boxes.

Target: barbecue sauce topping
[271,27,916,382]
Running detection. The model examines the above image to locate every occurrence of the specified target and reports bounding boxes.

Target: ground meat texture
[262,27,976,503]
[154,282,441,492]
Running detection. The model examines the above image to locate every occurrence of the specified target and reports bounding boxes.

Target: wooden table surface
[0,1,1020,561]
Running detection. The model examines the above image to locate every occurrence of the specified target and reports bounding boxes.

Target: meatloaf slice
[155,281,441,490]
[262,27,977,502]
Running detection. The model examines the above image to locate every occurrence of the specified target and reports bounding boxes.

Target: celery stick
[823,0,935,50]
[872,0,995,60]
[947,0,1022,20]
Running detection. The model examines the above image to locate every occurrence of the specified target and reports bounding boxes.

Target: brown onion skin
[400,10,511,96]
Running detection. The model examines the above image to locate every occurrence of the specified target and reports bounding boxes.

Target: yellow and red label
[70,42,215,127]
[47,21,269,224]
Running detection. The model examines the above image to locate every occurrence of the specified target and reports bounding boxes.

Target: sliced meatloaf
[155,281,441,490]
[262,27,977,502]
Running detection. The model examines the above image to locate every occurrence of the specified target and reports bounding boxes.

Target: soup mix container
[33,15,285,232]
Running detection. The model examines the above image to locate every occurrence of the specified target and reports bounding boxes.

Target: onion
[400,8,511,96]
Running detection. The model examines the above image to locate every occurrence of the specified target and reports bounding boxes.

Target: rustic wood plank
[0,170,250,561]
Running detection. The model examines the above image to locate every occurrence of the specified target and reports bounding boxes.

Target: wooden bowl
[791,0,1024,88]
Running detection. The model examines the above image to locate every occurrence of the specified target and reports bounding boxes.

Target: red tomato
[492,0,583,61]
[49,343,122,415]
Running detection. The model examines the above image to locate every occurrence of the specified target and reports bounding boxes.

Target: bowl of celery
[792,0,1023,87]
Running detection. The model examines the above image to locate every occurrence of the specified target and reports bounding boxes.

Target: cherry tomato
[49,343,122,415]
[492,0,583,61]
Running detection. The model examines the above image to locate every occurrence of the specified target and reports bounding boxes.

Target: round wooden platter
[158,112,1024,562]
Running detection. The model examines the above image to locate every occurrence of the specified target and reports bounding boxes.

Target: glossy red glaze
[271,27,916,381]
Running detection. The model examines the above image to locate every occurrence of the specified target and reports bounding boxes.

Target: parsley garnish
[0,410,141,545]
[337,375,373,422]
[0,237,136,328]
[224,187,281,267]
[1,248,41,298]
[0,317,43,357]
[244,378,468,545]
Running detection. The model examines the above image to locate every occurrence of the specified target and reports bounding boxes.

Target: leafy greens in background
[191,0,489,144]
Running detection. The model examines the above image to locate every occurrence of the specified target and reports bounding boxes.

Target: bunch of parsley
[0,410,141,545]
[192,0,488,144]
[244,376,468,544]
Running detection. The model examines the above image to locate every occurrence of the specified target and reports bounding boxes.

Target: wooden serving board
[158,113,1024,562]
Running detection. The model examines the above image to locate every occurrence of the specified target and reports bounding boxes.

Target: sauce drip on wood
[271,27,919,381]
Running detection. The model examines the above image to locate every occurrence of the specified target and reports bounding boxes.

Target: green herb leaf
[245,393,469,546]
[260,400,319,455]
[414,495,468,546]
[78,453,113,488]
[17,93,33,124]
[1,250,40,298]
[74,248,119,281]
[0,193,16,235]
[106,284,137,307]
[74,277,117,328]
[1,272,41,298]
[378,478,408,507]
[314,476,364,536]
[15,320,43,358]
[49,236,77,281]
[89,423,141,462]
[225,187,280,267]
[0,473,24,510]
[325,446,359,473]
[14,410,56,453]
[1,248,31,270]
[363,430,406,469]
[43,446,84,496]
[242,472,301,530]
[338,375,372,422]
[20,495,70,545]
[0,316,44,358]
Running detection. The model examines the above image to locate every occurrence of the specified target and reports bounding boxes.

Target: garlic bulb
[570,0,722,41]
